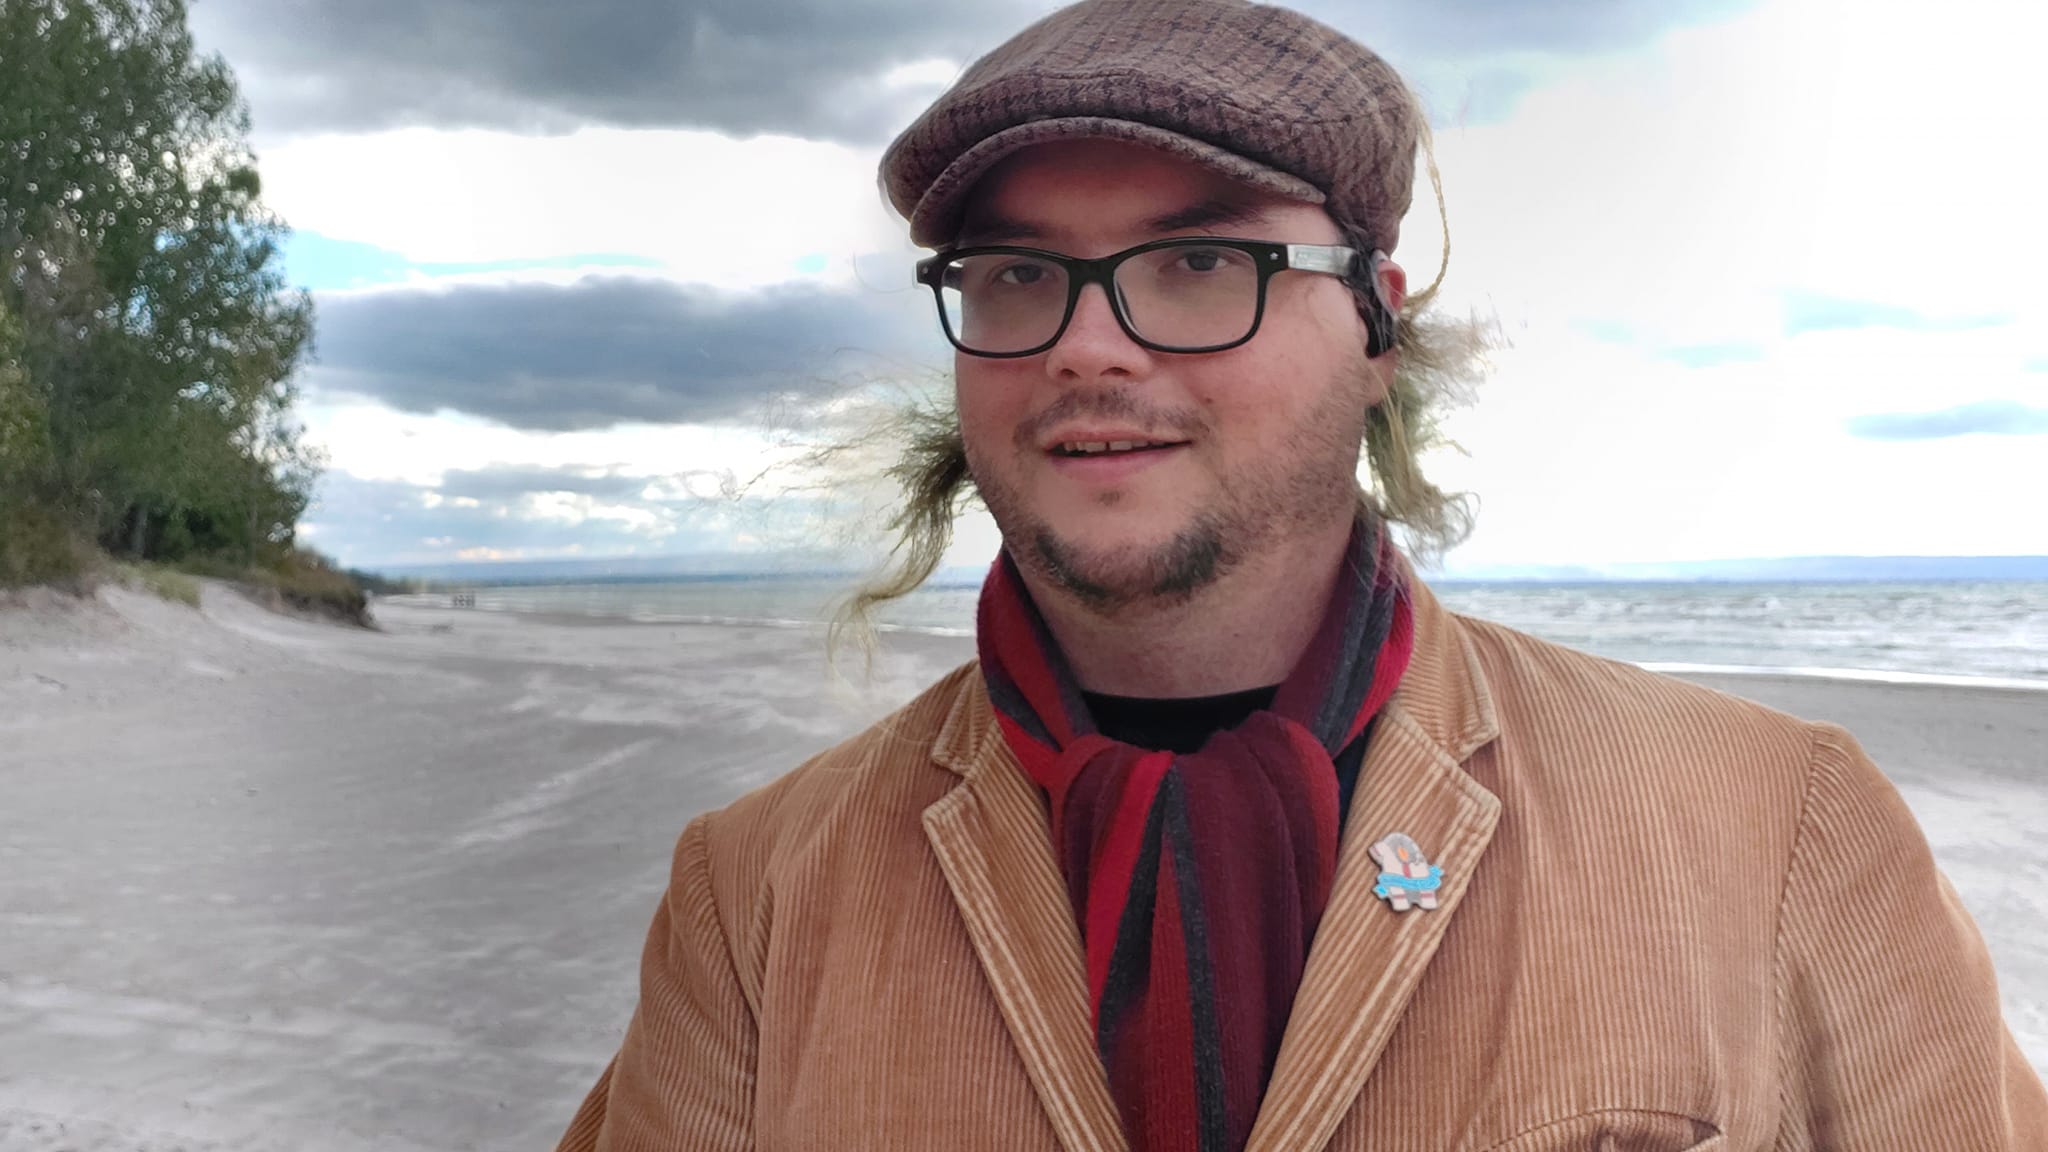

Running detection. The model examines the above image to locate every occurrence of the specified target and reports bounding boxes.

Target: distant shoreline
[359,555,2048,589]
[366,598,2048,694]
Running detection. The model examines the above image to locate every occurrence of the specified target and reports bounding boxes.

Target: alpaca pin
[1370,832,1442,912]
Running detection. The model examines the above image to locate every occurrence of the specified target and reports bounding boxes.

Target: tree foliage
[0,0,318,583]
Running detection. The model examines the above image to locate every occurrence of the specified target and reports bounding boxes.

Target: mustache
[1012,388,1208,451]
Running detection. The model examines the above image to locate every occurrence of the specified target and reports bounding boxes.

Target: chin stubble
[1032,514,1233,614]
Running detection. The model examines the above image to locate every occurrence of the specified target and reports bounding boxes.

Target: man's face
[953,138,1398,612]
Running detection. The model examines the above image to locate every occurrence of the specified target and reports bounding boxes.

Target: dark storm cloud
[194,0,1763,141]
[191,0,1040,141]
[1846,401,2048,442]
[308,275,940,432]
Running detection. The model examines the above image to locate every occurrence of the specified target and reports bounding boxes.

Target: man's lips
[1039,431,1193,458]
[1042,440,1189,481]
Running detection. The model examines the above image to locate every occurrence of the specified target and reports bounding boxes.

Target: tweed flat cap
[881,0,1422,255]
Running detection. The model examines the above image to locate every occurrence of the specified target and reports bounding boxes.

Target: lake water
[379,576,2048,689]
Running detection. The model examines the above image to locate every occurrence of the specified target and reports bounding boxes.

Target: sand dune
[2,583,2041,1150]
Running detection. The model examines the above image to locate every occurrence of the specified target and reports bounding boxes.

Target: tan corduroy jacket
[558,581,2047,1151]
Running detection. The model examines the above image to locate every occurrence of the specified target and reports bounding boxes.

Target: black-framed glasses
[914,236,1363,358]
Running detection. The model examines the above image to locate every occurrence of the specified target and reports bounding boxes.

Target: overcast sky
[191,0,2048,571]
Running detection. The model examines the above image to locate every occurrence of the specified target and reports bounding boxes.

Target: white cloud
[259,126,923,292]
[281,0,2048,566]
[301,398,811,490]
[1421,0,2047,340]
[1425,325,2048,567]
[1406,0,2048,563]
[881,59,964,90]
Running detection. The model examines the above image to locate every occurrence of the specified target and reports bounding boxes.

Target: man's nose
[1044,281,1151,382]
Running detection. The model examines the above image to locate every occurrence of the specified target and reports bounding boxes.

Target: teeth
[1057,439,1178,456]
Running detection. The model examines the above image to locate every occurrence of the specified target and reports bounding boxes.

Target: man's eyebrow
[955,213,1044,247]
[1140,197,1272,234]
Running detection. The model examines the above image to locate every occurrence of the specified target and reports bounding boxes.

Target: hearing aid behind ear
[1358,249,1397,359]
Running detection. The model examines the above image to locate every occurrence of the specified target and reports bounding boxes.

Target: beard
[967,364,1371,616]
[1030,510,1230,611]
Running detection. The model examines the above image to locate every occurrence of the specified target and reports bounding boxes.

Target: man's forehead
[955,193,1280,248]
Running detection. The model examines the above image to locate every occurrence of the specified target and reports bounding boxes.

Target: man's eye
[994,262,1049,286]
[1175,248,1235,273]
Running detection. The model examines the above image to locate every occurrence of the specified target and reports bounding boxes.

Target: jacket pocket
[1483,1108,1722,1152]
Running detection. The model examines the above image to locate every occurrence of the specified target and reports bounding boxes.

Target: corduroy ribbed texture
[557,579,2048,1151]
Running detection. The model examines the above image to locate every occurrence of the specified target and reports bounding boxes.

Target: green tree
[0,291,76,583]
[0,296,43,472]
[0,0,316,576]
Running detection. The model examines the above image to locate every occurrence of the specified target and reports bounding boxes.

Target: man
[558,1,2047,1148]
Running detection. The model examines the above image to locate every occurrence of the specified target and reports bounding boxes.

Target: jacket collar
[923,575,1502,1152]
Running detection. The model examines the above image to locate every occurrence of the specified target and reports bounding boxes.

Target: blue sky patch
[1660,341,1766,368]
[1572,317,1638,345]
[1783,292,2013,337]
[1846,400,2048,441]
[285,231,661,291]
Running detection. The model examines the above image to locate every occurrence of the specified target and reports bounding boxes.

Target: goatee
[1030,516,1234,614]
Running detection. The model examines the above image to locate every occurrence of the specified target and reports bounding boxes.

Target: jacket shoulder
[1451,611,1824,801]
[1458,609,1813,730]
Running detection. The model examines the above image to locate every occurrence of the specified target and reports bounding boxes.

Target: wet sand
[2,585,2042,1150]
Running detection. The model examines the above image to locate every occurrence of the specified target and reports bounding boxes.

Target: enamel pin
[1370,832,1442,912]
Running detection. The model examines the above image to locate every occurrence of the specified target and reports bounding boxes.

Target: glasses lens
[939,253,1071,355]
[1113,242,1260,350]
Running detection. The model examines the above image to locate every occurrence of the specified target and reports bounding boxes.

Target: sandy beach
[2,584,2043,1151]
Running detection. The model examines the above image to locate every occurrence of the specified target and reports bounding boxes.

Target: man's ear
[1362,253,1406,358]
[1378,257,1407,315]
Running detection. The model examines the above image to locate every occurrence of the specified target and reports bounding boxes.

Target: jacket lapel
[921,578,1499,1152]
[923,675,1129,1152]
[1246,581,1503,1152]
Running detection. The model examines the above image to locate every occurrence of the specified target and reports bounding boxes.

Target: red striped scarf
[976,516,1414,1152]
